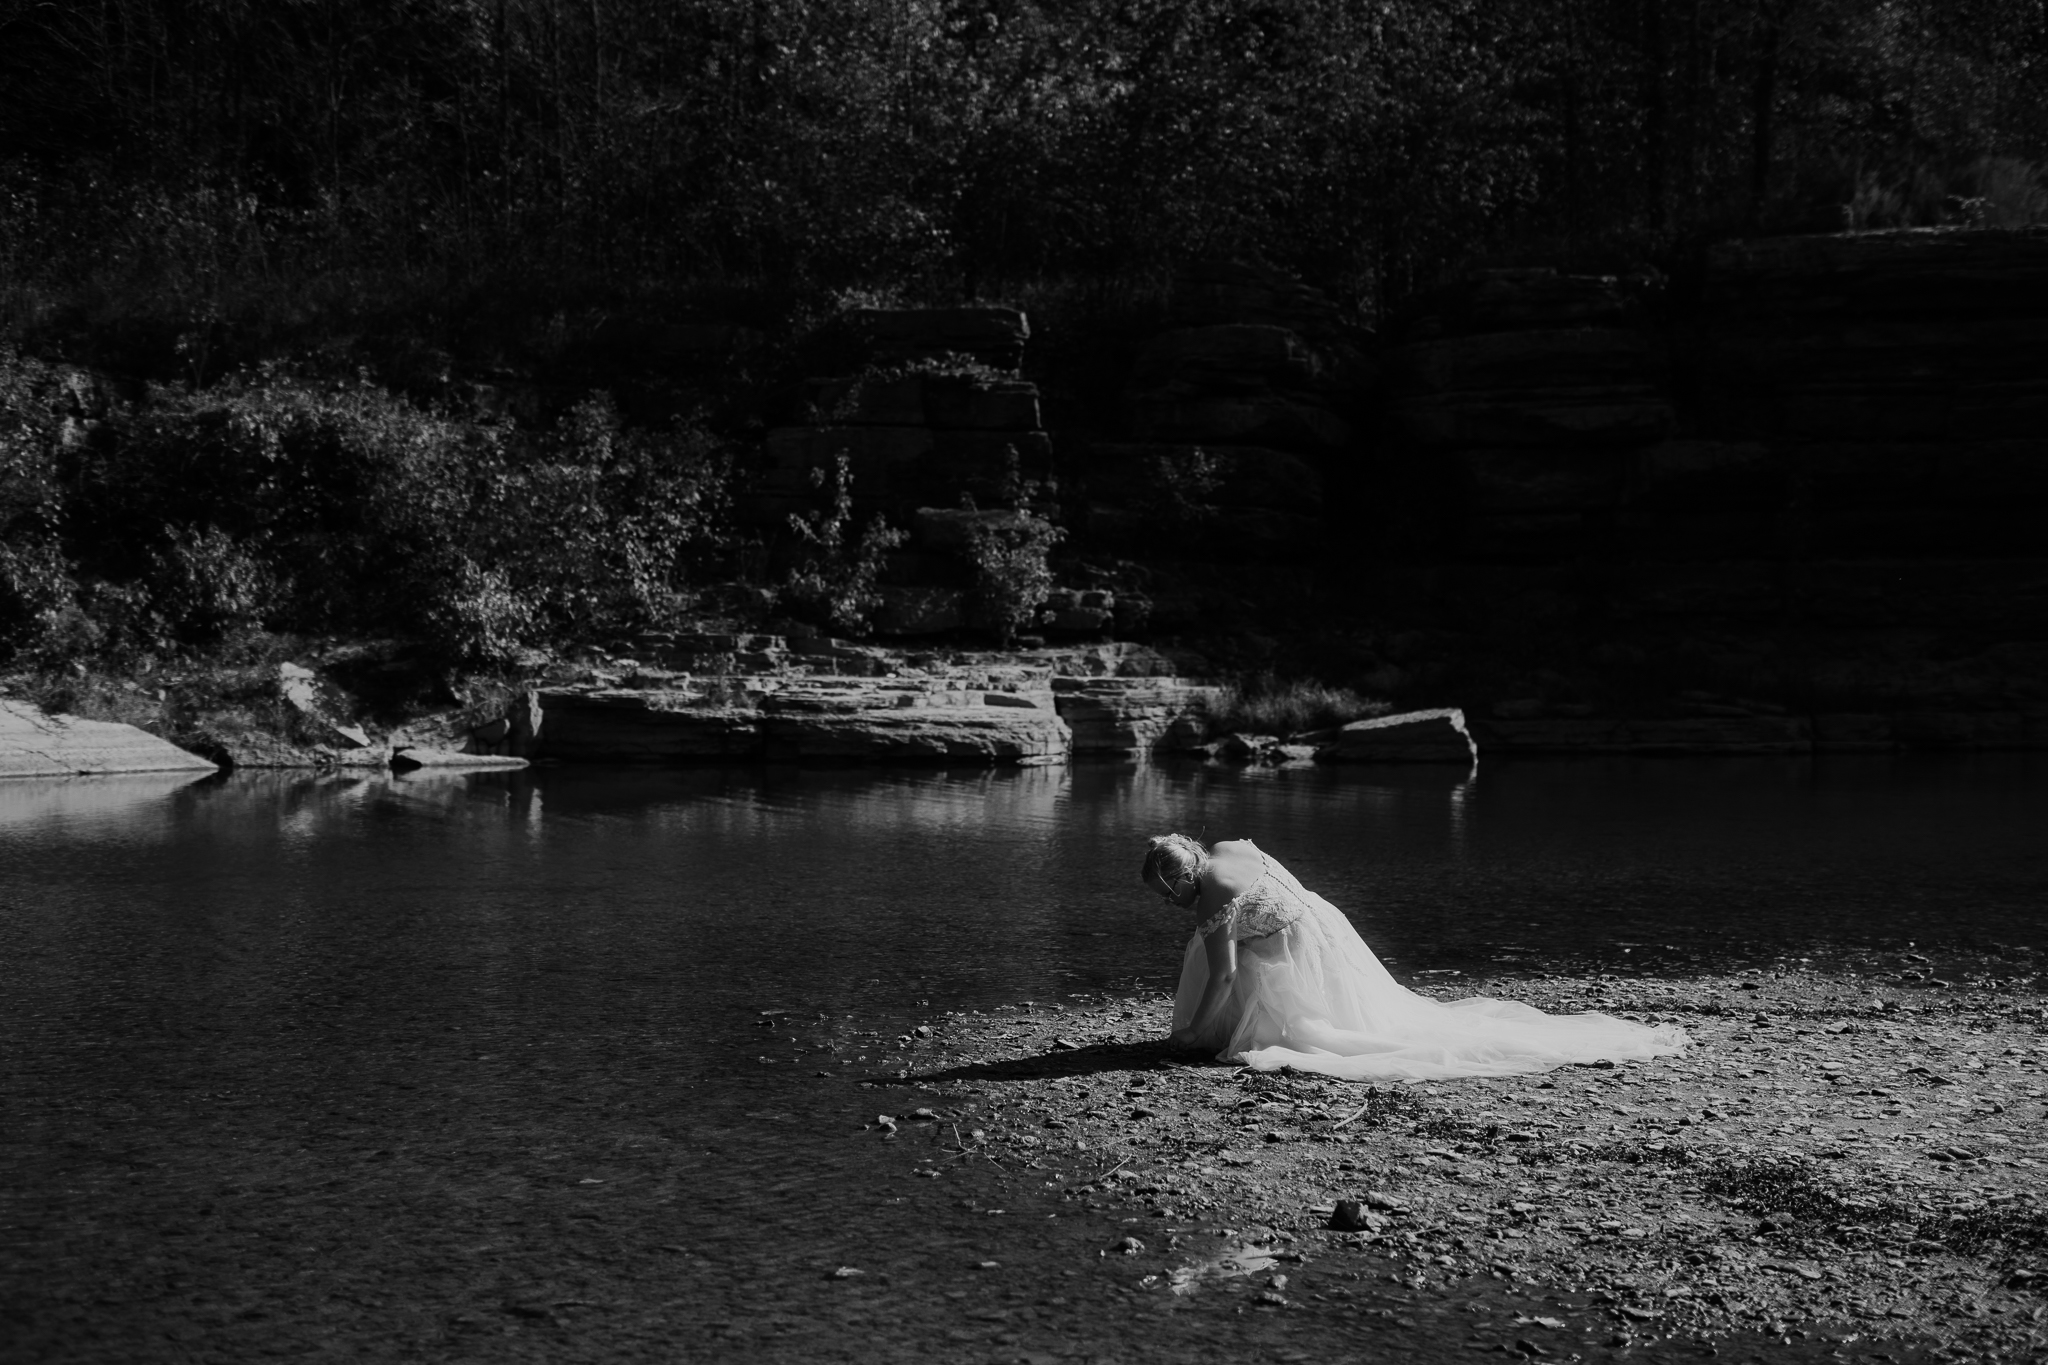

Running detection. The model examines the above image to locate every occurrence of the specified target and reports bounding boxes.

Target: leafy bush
[1208,679,1391,738]
[783,453,906,636]
[967,509,1063,646]
[480,394,731,649]
[148,525,283,645]
[0,350,79,653]
[0,358,733,667]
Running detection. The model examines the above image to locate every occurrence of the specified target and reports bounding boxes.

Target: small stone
[1328,1200,1387,1232]
[829,1266,864,1279]
[1363,1191,1408,1211]
[1110,1236,1145,1256]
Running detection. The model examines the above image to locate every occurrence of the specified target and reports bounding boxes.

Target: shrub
[783,453,906,636]
[1208,679,1391,738]
[967,508,1063,645]
[5,361,733,667]
[148,525,283,645]
[0,349,78,658]
[406,552,533,667]
[480,393,731,648]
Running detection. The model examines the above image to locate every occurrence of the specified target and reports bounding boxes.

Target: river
[2,755,2040,1362]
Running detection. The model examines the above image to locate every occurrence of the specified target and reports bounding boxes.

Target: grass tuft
[1208,681,1390,739]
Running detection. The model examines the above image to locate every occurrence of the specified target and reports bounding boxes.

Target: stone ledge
[0,700,219,779]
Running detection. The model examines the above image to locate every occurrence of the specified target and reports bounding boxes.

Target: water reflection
[4,755,2041,1057]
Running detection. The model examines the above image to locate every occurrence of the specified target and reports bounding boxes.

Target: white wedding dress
[1171,844,1687,1080]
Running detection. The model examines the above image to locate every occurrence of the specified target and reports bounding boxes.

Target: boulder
[1036,588,1114,635]
[1051,678,1228,755]
[391,747,531,771]
[1318,708,1476,764]
[0,699,219,778]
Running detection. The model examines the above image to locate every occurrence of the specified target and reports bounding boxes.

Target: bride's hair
[1141,833,1208,897]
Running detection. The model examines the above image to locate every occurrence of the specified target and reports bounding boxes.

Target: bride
[1144,834,1687,1080]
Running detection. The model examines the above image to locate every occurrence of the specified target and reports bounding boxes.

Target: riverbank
[862,951,2047,1362]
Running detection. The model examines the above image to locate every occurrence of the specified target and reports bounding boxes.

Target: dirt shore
[858,947,2048,1363]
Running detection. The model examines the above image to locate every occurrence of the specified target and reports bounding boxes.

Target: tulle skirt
[1170,865,1687,1081]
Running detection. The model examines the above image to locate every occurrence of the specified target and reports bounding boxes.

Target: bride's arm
[1170,923,1239,1047]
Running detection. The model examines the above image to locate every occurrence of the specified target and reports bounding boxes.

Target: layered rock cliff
[1368,229,2048,751]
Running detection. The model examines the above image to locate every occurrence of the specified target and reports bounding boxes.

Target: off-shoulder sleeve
[1195,900,1236,938]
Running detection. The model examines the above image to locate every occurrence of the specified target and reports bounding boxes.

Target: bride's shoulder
[1205,841,1265,897]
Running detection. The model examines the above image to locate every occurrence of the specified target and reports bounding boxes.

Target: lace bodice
[1195,853,1306,941]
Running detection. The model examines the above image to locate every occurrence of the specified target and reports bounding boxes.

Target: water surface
[2,756,2040,1361]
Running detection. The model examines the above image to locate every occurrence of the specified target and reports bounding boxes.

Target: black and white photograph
[2,3,2045,1362]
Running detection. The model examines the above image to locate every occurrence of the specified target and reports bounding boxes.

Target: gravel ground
[11,946,2043,1364]
[862,945,2048,1364]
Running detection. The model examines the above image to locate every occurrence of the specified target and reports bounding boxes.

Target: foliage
[1209,679,1392,738]
[967,509,1063,646]
[147,525,282,646]
[783,454,906,637]
[0,352,731,667]
[3,0,2044,340]
[0,350,77,649]
[483,394,731,648]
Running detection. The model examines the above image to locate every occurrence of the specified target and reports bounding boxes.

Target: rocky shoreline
[841,951,2047,1362]
[15,624,2047,780]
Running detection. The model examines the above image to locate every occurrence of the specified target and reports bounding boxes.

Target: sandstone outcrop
[1373,233,2048,749]
[531,687,1070,765]
[1072,263,1358,584]
[473,638,1224,764]
[1317,709,1476,764]
[1051,678,1228,755]
[0,699,219,778]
